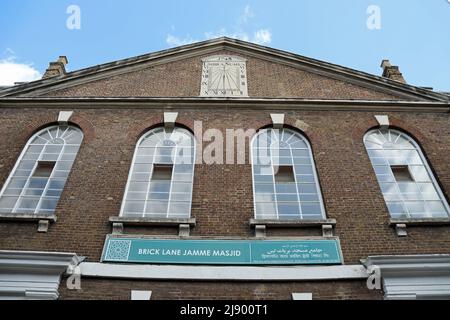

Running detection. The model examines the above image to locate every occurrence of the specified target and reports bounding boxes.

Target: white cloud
[166,34,199,47]
[0,55,41,86]
[203,28,271,45]
[239,5,254,24]
[253,29,272,45]
[166,5,272,47]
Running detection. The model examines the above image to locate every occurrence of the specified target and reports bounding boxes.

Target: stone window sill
[249,218,336,238]
[389,218,450,237]
[109,216,196,236]
[389,218,450,226]
[0,213,57,233]
[250,218,336,227]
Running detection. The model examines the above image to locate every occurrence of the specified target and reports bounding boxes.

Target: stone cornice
[0,97,449,113]
[0,250,83,274]
[363,254,450,277]
[0,37,447,102]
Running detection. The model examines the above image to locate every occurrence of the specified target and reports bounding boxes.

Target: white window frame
[0,125,83,215]
[250,128,326,220]
[364,128,450,219]
[119,126,196,219]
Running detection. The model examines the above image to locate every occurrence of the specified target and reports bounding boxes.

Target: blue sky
[1,0,449,91]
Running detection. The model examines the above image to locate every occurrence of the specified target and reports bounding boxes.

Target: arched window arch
[364,128,450,219]
[251,128,326,220]
[120,126,195,218]
[0,125,83,215]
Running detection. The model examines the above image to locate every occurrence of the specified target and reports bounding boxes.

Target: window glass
[121,127,195,218]
[364,129,450,219]
[251,128,326,220]
[0,125,83,215]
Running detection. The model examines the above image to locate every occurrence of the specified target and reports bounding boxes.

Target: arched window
[120,126,195,218]
[251,128,326,220]
[364,128,450,219]
[0,125,83,215]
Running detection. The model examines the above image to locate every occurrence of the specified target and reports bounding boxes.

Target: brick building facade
[0,38,449,300]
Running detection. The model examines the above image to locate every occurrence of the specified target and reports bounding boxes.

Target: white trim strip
[79,262,368,281]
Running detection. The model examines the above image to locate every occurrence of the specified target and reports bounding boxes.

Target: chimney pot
[43,56,68,79]
[380,59,406,84]
[381,59,392,69]
[57,56,68,66]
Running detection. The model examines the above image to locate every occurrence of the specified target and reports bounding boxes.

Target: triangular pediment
[0,38,447,102]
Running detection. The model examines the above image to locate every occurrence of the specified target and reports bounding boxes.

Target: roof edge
[0,37,448,102]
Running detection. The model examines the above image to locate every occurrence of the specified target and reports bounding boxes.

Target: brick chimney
[381,60,406,84]
[43,56,68,79]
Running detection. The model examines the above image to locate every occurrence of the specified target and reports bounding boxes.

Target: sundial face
[200,56,248,97]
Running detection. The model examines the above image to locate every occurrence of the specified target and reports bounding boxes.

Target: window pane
[292,149,309,157]
[255,193,275,202]
[131,172,150,182]
[294,165,313,175]
[149,182,170,193]
[168,202,190,215]
[7,178,28,189]
[278,203,300,218]
[254,175,273,183]
[276,194,298,202]
[405,201,426,216]
[47,179,65,190]
[296,175,315,183]
[38,198,59,211]
[409,166,431,182]
[28,178,48,189]
[418,183,440,201]
[255,202,277,218]
[124,201,145,214]
[171,193,191,201]
[255,184,274,194]
[301,203,323,218]
[145,201,168,214]
[299,194,320,202]
[16,197,40,211]
[128,182,149,192]
[172,182,191,193]
[0,196,18,210]
[275,183,297,194]
[370,157,388,166]
[24,189,45,196]
[425,202,448,216]
[386,202,408,218]
[297,184,317,194]
[253,165,272,175]
[45,189,62,198]
[172,173,193,182]
[174,164,194,173]
[127,192,147,200]
[55,161,73,171]
[148,192,170,200]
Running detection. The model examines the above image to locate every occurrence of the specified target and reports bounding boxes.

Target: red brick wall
[59,278,382,300]
[0,107,449,268]
[38,50,402,100]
